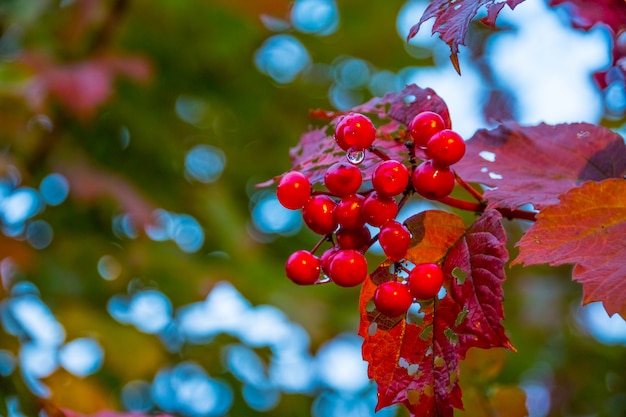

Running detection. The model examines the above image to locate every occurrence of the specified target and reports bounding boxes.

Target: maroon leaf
[407,0,525,73]
[514,179,626,318]
[20,51,152,119]
[453,122,626,210]
[548,0,626,34]
[56,160,157,231]
[359,210,513,416]
[258,84,450,187]
[444,209,514,353]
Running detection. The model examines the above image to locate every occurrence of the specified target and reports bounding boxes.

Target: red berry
[408,263,444,299]
[336,225,371,251]
[378,220,411,262]
[408,111,446,148]
[285,250,320,285]
[276,171,311,210]
[334,113,376,151]
[372,160,410,197]
[324,162,362,197]
[320,246,339,276]
[426,129,466,166]
[374,281,413,317]
[302,195,338,235]
[334,194,365,229]
[328,249,368,287]
[362,192,398,227]
[412,161,455,200]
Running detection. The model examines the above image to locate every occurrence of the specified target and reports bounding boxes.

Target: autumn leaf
[514,179,626,319]
[359,210,512,416]
[55,159,157,231]
[19,51,152,120]
[258,84,450,187]
[454,122,626,210]
[444,209,514,354]
[407,0,525,73]
[548,0,626,34]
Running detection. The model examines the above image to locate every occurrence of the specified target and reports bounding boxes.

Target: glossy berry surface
[412,161,455,200]
[426,129,466,166]
[336,225,371,251]
[334,194,365,229]
[302,195,338,235]
[362,192,398,227]
[372,160,410,197]
[408,263,444,300]
[285,250,320,285]
[374,281,413,317]
[334,113,376,151]
[324,162,362,197]
[378,220,411,262]
[320,247,339,276]
[276,171,311,210]
[329,249,368,287]
[408,111,446,148]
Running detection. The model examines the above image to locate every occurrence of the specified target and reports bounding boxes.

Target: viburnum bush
[260,2,626,415]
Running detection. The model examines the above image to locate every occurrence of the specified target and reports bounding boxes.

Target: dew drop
[346,147,365,165]
[488,172,503,180]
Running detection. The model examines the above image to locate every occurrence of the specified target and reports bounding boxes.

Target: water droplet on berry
[346,147,365,165]
[488,171,503,180]
[577,130,590,138]
[481,167,488,173]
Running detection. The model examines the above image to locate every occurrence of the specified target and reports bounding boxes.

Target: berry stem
[369,146,392,161]
[310,234,331,255]
[438,196,537,222]
[453,171,484,202]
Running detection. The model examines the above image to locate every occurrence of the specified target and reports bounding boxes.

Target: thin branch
[453,170,484,202]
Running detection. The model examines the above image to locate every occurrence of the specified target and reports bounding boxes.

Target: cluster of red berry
[276,111,465,317]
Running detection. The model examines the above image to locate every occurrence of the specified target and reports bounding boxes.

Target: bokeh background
[0,1,625,416]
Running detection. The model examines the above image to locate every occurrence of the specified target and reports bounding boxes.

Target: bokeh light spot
[184,145,226,183]
[254,34,311,84]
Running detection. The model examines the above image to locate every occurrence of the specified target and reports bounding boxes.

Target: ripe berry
[408,263,444,300]
[320,246,339,276]
[324,162,362,197]
[285,250,320,285]
[412,161,455,200]
[302,195,338,235]
[276,171,311,210]
[372,160,410,197]
[374,281,413,317]
[362,192,398,227]
[328,249,368,287]
[336,225,371,251]
[334,194,365,229]
[408,111,446,148]
[334,113,376,151]
[378,220,411,262]
[426,129,466,166]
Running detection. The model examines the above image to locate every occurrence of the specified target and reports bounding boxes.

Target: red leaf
[258,84,450,187]
[56,160,157,230]
[548,0,626,34]
[514,179,626,319]
[453,122,626,210]
[359,210,513,416]
[407,0,525,73]
[20,51,152,120]
[444,210,514,353]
